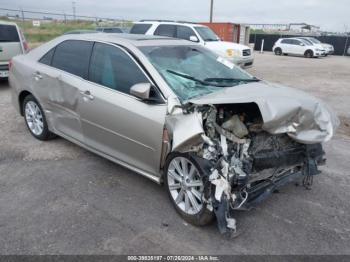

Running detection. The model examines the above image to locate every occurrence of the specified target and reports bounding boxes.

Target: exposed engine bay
[165,102,326,234]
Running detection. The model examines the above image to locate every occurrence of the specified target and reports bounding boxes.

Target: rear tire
[164,152,214,226]
[23,95,56,141]
[304,50,314,58]
[274,48,282,56]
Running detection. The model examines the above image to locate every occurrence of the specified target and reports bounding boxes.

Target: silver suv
[9,34,337,233]
[0,21,28,78]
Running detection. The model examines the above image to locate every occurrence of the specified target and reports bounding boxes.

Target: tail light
[23,41,29,52]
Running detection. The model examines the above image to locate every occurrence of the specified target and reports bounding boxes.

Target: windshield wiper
[204,77,260,83]
[205,39,219,42]
[166,70,225,87]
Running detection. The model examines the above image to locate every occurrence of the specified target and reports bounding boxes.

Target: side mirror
[189,35,199,42]
[130,83,151,100]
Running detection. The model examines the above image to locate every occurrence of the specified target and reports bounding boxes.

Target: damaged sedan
[9,34,339,234]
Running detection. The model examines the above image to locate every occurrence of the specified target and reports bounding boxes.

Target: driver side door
[80,42,167,176]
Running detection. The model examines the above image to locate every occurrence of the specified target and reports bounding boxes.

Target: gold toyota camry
[9,33,338,234]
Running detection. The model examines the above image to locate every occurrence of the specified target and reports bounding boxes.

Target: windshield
[309,38,321,44]
[194,26,220,42]
[140,45,257,101]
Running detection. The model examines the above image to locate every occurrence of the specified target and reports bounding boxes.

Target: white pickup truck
[130,21,254,68]
[0,21,28,78]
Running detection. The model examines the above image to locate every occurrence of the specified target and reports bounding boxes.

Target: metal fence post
[21,8,25,27]
[260,39,264,53]
[343,36,349,56]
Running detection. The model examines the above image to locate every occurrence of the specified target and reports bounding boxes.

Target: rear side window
[0,25,20,42]
[154,25,176,37]
[39,48,55,65]
[103,28,122,33]
[51,40,93,78]
[176,26,196,41]
[88,43,149,94]
[281,39,292,44]
[130,24,152,34]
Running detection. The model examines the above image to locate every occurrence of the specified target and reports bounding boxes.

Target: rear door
[0,24,23,75]
[35,40,93,143]
[280,39,293,53]
[80,42,167,175]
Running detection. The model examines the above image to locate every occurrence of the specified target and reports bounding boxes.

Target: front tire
[274,48,282,55]
[164,153,214,226]
[304,50,314,58]
[23,95,55,140]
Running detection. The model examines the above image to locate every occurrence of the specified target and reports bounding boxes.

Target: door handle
[33,71,43,80]
[80,90,94,100]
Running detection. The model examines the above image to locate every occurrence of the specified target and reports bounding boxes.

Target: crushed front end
[166,102,328,234]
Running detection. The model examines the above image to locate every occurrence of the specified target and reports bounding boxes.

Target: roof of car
[134,20,206,27]
[58,33,192,46]
[0,20,19,26]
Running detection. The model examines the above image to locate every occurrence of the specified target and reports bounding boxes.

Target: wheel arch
[18,90,33,116]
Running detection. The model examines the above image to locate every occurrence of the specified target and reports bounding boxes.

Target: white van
[130,21,254,68]
[0,21,28,78]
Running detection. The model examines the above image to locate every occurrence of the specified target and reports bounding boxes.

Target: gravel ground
[0,52,349,255]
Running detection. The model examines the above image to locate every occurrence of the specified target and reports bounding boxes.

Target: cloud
[1,0,348,31]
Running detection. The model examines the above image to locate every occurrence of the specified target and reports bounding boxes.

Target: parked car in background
[63,29,98,35]
[347,46,350,56]
[130,20,254,68]
[298,37,334,55]
[96,27,123,33]
[9,34,338,234]
[0,21,28,79]
[273,38,326,58]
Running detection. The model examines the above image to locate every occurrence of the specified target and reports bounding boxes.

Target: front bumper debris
[165,95,335,234]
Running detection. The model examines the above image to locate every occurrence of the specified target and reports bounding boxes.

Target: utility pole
[209,0,214,22]
[72,1,76,21]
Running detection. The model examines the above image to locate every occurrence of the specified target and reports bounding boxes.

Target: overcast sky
[2,0,349,32]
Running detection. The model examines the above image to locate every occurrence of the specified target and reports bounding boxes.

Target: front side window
[141,45,257,101]
[194,26,219,42]
[292,40,302,45]
[0,25,20,42]
[130,24,152,34]
[89,43,149,94]
[299,39,312,45]
[154,25,176,37]
[51,40,93,78]
[176,26,196,41]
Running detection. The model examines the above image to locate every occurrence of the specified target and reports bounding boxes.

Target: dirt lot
[0,52,349,255]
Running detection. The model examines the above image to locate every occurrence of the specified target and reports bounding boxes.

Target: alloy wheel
[25,101,44,136]
[167,157,204,215]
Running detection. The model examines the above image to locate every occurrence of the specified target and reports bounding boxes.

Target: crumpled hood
[188,81,339,144]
